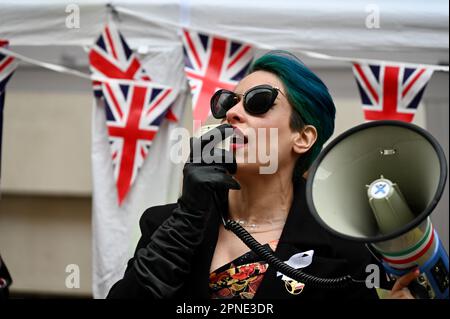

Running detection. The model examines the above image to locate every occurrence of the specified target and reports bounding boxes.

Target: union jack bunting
[182,29,254,129]
[100,83,174,204]
[89,23,151,96]
[0,40,18,178]
[352,63,434,122]
[89,24,176,205]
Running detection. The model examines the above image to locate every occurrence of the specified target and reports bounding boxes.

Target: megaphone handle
[366,244,426,296]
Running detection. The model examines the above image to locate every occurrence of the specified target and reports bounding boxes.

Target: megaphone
[306,120,449,299]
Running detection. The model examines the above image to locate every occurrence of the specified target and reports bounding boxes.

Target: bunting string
[0,46,173,88]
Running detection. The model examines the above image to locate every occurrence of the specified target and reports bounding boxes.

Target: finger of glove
[203,148,237,174]
[188,137,201,163]
[213,172,241,190]
[184,165,240,190]
[199,123,234,149]
[189,124,234,159]
[188,135,226,163]
[189,123,234,159]
[188,147,237,175]
[183,165,224,186]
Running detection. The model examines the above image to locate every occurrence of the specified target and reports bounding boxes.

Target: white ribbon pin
[276,250,314,281]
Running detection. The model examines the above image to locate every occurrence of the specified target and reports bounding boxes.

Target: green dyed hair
[248,50,336,179]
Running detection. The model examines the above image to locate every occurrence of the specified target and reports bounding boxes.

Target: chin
[234,162,265,177]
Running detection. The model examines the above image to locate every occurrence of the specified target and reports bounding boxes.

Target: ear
[292,125,318,155]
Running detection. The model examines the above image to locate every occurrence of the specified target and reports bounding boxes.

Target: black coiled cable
[224,219,363,289]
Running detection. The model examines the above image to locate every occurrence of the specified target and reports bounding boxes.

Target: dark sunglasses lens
[244,88,277,115]
[211,90,238,118]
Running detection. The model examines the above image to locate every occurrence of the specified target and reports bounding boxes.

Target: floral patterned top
[209,241,278,299]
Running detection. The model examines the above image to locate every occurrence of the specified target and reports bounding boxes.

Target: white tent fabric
[1,0,448,64]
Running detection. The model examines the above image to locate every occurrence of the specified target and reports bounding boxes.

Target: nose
[225,100,246,124]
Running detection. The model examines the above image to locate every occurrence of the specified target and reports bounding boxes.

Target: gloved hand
[133,124,240,298]
[180,123,240,213]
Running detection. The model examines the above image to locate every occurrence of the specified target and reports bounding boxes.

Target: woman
[107,51,417,299]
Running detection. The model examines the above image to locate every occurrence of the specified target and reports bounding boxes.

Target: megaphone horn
[306,120,449,299]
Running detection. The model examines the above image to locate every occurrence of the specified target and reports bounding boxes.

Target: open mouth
[231,135,248,145]
[230,127,248,151]
[231,127,248,145]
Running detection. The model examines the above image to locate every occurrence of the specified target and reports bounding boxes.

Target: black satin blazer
[0,255,12,300]
[108,178,381,299]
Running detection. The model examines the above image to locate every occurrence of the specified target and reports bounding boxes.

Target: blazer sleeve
[106,204,176,299]
[0,255,12,300]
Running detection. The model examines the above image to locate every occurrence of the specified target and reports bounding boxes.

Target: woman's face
[223,70,301,177]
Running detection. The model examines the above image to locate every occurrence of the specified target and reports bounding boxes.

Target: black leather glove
[133,124,240,298]
[179,123,239,213]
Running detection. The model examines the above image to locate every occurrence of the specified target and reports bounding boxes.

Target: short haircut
[248,50,336,179]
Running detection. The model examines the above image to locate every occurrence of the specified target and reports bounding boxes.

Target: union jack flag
[89,23,151,96]
[89,24,176,205]
[182,29,254,129]
[0,40,18,178]
[352,63,434,122]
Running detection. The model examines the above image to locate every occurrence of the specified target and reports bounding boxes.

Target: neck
[228,168,294,226]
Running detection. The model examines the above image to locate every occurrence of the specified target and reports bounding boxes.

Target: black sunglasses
[210,84,285,119]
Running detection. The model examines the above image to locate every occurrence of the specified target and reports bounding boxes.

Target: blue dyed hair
[248,50,336,179]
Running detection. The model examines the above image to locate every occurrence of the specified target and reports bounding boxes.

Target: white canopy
[1,0,448,66]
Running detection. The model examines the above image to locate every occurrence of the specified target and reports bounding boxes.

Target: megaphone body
[306,120,449,299]
[367,176,448,298]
